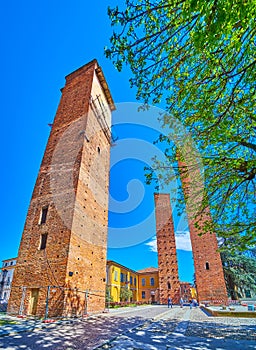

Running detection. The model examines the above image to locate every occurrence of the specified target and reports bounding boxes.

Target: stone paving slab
[0,315,74,337]
[96,307,256,350]
[102,334,166,350]
[0,307,255,349]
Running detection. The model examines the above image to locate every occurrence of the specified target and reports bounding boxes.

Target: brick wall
[8,60,114,316]
[178,157,228,304]
[154,193,180,304]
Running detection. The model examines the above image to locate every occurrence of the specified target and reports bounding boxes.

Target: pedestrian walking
[168,296,172,308]
[180,297,184,308]
[193,299,198,308]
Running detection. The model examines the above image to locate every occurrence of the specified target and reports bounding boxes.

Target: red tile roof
[137,267,158,273]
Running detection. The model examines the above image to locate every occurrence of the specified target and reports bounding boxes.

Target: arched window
[205,262,210,270]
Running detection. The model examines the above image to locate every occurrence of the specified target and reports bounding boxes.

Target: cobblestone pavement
[0,306,168,349]
[0,306,255,349]
[97,307,256,350]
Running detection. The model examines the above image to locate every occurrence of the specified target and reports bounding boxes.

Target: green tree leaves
[221,249,256,299]
[120,286,133,301]
[106,0,256,251]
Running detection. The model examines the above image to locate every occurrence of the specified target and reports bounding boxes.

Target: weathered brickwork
[8,60,115,317]
[154,194,180,304]
[178,159,228,304]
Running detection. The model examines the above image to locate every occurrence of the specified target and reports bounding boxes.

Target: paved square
[0,306,255,349]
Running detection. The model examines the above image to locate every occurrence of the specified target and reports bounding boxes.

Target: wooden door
[28,289,39,315]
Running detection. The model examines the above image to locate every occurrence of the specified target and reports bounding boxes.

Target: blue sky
[0,1,194,282]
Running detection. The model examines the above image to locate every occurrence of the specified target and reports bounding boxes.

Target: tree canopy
[221,249,256,299]
[120,285,133,301]
[106,0,256,251]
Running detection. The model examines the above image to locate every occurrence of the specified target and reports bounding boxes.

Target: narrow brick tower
[8,60,115,317]
[154,193,180,304]
[178,156,228,304]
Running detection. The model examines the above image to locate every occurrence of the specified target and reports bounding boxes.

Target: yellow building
[106,261,138,302]
[137,267,159,304]
[106,261,160,304]
[190,287,197,299]
[106,261,196,305]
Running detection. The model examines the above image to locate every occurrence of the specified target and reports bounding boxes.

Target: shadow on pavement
[96,316,256,350]
[0,315,145,350]
[186,320,256,340]
[0,309,255,350]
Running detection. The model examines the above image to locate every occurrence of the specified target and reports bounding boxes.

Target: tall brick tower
[178,157,228,304]
[154,193,180,304]
[8,60,115,317]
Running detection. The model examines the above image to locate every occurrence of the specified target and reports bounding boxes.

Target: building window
[205,262,210,270]
[114,270,118,282]
[142,291,145,299]
[39,233,48,250]
[167,282,171,290]
[120,273,124,282]
[142,278,146,286]
[134,277,137,286]
[130,276,133,285]
[150,278,155,286]
[10,262,13,266]
[245,290,251,298]
[4,263,7,267]
[40,206,48,225]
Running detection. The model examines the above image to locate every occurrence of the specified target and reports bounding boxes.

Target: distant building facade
[106,260,192,304]
[180,282,196,302]
[106,261,138,303]
[137,267,159,303]
[0,258,17,301]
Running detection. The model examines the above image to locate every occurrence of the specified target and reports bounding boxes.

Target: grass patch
[0,319,18,326]
[201,306,256,318]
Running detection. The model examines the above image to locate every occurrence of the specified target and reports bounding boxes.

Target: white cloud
[175,231,192,251]
[145,238,158,252]
[145,231,192,253]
